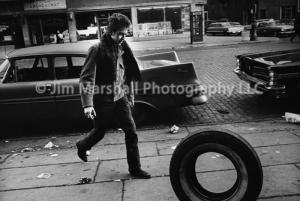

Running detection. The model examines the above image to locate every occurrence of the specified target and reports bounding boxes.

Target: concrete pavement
[0,119,299,201]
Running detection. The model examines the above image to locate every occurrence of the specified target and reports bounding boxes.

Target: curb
[139,39,278,52]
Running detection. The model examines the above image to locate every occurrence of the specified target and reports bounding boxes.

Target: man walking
[76,13,151,179]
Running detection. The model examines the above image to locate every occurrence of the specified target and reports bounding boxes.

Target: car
[0,43,207,126]
[234,49,300,98]
[206,22,243,36]
[256,21,294,37]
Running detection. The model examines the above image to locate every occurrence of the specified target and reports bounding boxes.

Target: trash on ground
[283,112,300,123]
[86,151,91,156]
[78,177,92,184]
[50,154,58,157]
[275,151,281,154]
[4,140,9,143]
[44,142,55,148]
[171,145,177,150]
[169,125,180,134]
[37,173,52,179]
[114,179,121,182]
[21,147,34,152]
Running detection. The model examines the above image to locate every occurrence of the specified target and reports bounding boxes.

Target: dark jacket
[79,33,141,108]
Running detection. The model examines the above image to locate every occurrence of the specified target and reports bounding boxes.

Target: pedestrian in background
[290,12,300,42]
[76,13,151,179]
[56,30,64,43]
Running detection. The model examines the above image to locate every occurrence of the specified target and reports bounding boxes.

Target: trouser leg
[78,102,114,150]
[115,97,141,172]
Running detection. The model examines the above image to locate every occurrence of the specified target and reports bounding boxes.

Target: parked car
[206,22,243,36]
[0,44,207,126]
[256,21,294,37]
[234,49,300,98]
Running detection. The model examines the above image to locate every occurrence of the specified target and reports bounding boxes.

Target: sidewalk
[0,120,299,201]
[0,33,280,60]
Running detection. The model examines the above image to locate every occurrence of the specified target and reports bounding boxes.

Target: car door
[52,55,85,121]
[0,56,56,124]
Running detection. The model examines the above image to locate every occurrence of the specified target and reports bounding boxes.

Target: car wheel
[132,104,147,125]
[170,129,263,201]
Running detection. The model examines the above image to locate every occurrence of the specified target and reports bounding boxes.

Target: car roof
[7,42,96,58]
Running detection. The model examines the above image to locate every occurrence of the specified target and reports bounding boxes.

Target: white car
[207,22,243,35]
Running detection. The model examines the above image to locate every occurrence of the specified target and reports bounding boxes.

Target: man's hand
[84,107,96,120]
[128,94,135,108]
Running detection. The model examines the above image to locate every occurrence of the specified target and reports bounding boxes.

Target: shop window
[281,6,296,20]
[260,9,266,19]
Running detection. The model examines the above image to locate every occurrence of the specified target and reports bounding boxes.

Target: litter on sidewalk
[21,147,34,152]
[44,141,59,149]
[283,112,300,123]
[37,173,52,179]
[78,177,92,184]
[169,125,180,134]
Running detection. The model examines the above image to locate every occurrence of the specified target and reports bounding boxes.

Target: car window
[54,56,84,79]
[5,57,50,83]
[0,59,10,80]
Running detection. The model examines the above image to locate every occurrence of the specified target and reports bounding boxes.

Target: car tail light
[236,58,240,69]
[268,70,276,86]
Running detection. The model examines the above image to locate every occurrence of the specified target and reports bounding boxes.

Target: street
[1,40,300,201]
[137,40,300,127]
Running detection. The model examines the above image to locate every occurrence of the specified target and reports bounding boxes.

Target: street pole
[250,2,257,41]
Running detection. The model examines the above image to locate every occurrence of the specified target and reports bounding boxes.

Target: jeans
[77,96,141,172]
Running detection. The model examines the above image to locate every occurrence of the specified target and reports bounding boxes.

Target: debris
[283,112,300,123]
[86,151,91,156]
[114,179,121,182]
[117,128,122,131]
[78,177,92,184]
[51,136,57,139]
[171,145,177,150]
[44,142,54,148]
[275,151,281,154]
[12,153,18,157]
[37,173,52,179]
[169,125,180,134]
[4,140,9,143]
[21,147,34,153]
[50,154,58,157]
[211,156,217,159]
[217,109,230,114]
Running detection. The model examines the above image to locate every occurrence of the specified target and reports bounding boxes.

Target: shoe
[130,169,151,179]
[76,141,87,162]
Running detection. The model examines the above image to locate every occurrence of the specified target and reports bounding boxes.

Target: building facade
[0,0,207,47]
[258,0,299,20]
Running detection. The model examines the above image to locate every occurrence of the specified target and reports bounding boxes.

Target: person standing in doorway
[76,13,151,179]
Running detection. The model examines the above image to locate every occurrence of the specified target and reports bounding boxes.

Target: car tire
[169,129,263,201]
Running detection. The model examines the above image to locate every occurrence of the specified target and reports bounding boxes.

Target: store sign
[24,0,66,11]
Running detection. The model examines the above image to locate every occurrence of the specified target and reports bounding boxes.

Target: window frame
[2,55,54,84]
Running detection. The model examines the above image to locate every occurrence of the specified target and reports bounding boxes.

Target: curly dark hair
[107,13,131,33]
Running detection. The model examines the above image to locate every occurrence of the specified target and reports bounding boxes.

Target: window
[54,56,85,79]
[281,6,296,20]
[5,57,50,82]
[260,9,266,19]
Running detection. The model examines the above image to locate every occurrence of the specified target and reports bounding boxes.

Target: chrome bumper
[234,68,286,93]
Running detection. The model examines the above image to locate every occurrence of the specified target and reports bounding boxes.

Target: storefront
[68,0,206,41]
[23,0,68,45]
[0,0,24,48]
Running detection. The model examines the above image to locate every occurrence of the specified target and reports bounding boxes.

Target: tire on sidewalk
[169,129,263,201]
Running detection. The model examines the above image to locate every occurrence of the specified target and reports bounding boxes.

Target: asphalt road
[140,40,300,128]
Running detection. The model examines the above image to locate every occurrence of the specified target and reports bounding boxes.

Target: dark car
[234,49,300,98]
[0,43,207,126]
[256,21,294,37]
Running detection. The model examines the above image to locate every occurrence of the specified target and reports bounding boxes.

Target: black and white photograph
[0,0,299,201]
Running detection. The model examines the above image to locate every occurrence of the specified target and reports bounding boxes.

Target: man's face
[111,28,128,44]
